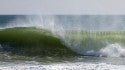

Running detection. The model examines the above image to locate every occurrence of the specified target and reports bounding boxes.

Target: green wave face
[0,27,77,56]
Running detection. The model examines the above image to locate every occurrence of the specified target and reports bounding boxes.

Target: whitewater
[1,62,125,70]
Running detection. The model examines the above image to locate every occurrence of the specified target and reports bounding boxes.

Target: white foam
[0,62,124,70]
[99,43,125,57]
[84,43,125,57]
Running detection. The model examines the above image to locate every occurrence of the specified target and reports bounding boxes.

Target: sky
[0,0,125,15]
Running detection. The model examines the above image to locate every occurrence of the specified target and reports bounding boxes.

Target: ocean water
[0,15,125,70]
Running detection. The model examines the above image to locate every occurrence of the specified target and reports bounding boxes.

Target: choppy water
[0,56,125,70]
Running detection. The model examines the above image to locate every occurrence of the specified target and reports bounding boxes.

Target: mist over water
[0,15,125,31]
[2,15,125,31]
[55,15,125,31]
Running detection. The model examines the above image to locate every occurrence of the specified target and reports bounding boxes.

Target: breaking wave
[1,15,125,57]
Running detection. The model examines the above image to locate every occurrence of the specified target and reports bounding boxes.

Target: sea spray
[5,16,65,38]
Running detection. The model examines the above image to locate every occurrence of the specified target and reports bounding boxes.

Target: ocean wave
[0,27,77,56]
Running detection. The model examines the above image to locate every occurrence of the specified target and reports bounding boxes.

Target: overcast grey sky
[0,0,125,15]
